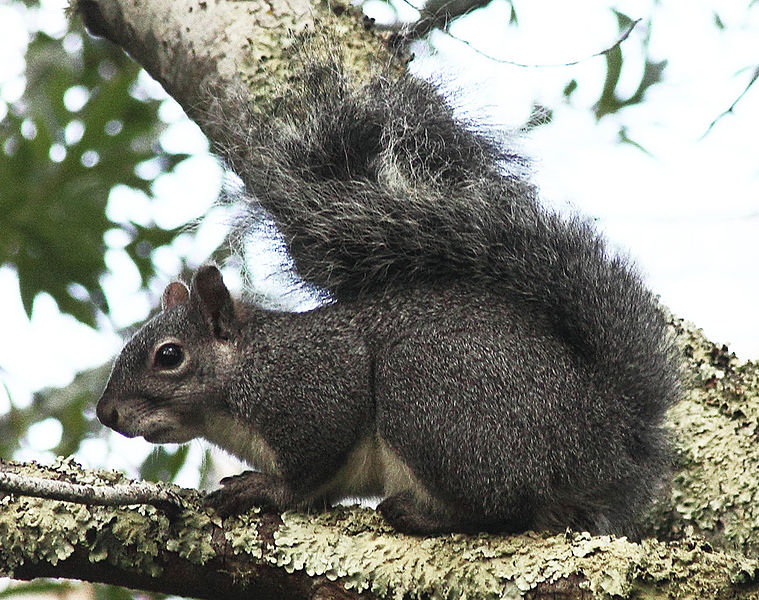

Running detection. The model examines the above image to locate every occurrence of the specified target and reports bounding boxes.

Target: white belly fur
[203,413,280,476]
[311,435,437,508]
[205,415,436,509]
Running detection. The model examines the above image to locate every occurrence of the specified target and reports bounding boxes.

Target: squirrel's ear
[191,265,235,340]
[162,281,190,310]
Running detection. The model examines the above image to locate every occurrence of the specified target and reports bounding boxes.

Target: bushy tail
[202,58,680,423]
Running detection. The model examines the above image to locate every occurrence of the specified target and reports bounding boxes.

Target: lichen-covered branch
[0,470,187,511]
[643,319,759,558]
[70,0,397,124]
[0,458,376,600]
[0,455,757,599]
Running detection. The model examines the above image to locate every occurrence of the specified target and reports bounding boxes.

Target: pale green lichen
[235,0,401,113]
[644,318,759,557]
[165,509,217,565]
[264,507,758,599]
[223,508,266,560]
[0,459,218,579]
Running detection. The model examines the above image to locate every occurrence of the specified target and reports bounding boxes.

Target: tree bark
[0,458,378,600]
[640,318,759,559]
[72,0,397,132]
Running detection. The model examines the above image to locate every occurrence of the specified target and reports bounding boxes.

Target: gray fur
[97,58,680,536]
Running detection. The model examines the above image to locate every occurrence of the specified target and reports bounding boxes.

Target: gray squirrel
[96,57,680,536]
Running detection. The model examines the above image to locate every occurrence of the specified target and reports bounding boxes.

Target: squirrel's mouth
[141,423,197,445]
[142,428,172,443]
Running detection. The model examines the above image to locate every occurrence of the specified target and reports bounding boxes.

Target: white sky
[0,0,757,448]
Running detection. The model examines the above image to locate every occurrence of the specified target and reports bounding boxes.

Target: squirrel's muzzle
[96,392,119,430]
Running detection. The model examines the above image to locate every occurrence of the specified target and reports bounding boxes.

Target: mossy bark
[643,319,759,558]
[71,0,400,127]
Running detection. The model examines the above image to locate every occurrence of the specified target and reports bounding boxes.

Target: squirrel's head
[96,265,239,444]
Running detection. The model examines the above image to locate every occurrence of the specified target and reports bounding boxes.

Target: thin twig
[396,0,422,12]
[0,471,185,512]
[445,18,642,68]
[385,0,492,45]
[702,65,759,138]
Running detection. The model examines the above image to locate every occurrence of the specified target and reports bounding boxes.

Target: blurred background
[1,0,757,597]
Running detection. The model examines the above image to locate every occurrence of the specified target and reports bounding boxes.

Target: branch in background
[385,0,493,43]
[376,0,641,66]
[702,65,759,137]
[443,17,641,67]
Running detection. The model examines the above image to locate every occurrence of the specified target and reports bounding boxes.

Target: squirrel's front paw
[205,470,290,517]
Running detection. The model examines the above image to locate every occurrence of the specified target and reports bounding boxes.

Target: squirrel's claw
[205,470,291,517]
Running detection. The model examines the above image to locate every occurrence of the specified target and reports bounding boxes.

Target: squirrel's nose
[96,394,118,429]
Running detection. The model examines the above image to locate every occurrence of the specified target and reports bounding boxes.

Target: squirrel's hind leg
[377,491,468,534]
[376,488,512,535]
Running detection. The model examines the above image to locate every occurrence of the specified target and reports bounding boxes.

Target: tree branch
[0,458,377,600]
[68,0,399,125]
[1,456,758,599]
[0,470,185,512]
[385,0,493,44]
[443,18,642,68]
[702,65,759,137]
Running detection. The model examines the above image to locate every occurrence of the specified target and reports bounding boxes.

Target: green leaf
[612,10,635,31]
[592,12,667,119]
[93,583,147,600]
[0,580,76,598]
[618,126,652,156]
[508,2,518,26]
[563,79,578,99]
[123,222,185,287]
[595,44,623,119]
[628,58,668,106]
[1,22,193,326]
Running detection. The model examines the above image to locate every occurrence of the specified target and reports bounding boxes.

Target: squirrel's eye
[154,343,184,369]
